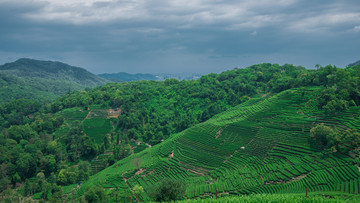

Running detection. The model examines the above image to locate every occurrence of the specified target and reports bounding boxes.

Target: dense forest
[55,63,360,143]
[1,62,360,201]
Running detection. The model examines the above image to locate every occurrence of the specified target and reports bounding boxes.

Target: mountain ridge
[347,59,360,67]
[0,58,109,86]
[0,58,109,102]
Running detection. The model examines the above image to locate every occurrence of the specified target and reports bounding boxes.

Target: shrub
[150,178,185,202]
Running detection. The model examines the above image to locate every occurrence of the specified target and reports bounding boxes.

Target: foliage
[0,176,10,192]
[56,161,91,185]
[150,178,186,202]
[133,184,144,201]
[84,185,107,203]
[310,123,337,146]
[317,65,360,115]
[341,129,360,149]
[311,124,360,152]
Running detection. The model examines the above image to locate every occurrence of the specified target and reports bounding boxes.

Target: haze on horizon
[0,0,359,74]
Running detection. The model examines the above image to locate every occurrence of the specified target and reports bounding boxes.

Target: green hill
[0,58,109,102]
[98,72,158,82]
[75,87,360,201]
[1,63,360,202]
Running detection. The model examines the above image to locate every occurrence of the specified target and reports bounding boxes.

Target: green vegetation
[310,124,360,153]
[54,63,360,147]
[73,87,360,201]
[0,58,109,102]
[133,184,145,201]
[1,62,360,202]
[84,185,107,203]
[177,192,360,202]
[150,178,186,202]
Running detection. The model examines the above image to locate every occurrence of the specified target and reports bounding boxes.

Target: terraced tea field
[52,106,115,144]
[178,192,360,202]
[51,105,151,176]
[51,106,117,174]
[74,87,360,201]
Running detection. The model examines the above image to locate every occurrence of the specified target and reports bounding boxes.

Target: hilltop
[0,58,109,102]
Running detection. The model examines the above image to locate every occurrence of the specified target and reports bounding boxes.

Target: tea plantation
[72,87,360,201]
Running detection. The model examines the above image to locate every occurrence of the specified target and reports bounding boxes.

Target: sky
[0,0,359,74]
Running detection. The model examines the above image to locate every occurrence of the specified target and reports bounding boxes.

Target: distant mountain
[155,72,204,80]
[0,58,109,102]
[347,60,360,67]
[98,72,157,82]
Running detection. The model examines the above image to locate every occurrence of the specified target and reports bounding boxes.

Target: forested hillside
[1,63,360,202]
[53,63,360,145]
[0,58,109,102]
[78,87,360,201]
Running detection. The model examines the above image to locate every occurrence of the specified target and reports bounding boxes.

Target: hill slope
[76,87,360,201]
[2,62,360,201]
[98,72,157,82]
[347,60,360,67]
[0,58,109,102]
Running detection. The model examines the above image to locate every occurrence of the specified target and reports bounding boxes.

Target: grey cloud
[0,0,359,74]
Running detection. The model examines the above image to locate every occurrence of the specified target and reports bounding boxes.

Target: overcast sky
[0,0,359,74]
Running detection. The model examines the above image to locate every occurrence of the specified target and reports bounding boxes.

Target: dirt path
[246,138,255,147]
[168,150,174,159]
[84,110,92,120]
[215,129,223,139]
